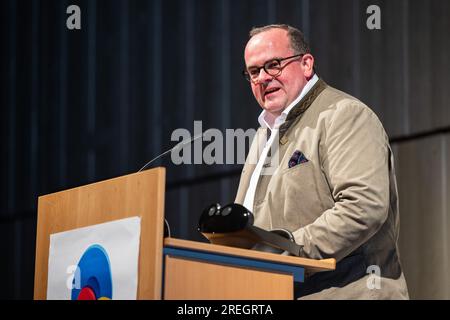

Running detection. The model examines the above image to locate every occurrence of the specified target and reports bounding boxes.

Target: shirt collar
[258,74,319,130]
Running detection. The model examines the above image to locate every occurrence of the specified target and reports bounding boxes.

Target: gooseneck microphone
[137,130,210,172]
[138,129,211,239]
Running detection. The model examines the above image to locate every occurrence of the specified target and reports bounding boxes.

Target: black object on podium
[198,203,303,257]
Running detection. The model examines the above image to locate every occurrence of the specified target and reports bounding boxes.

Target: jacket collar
[279,78,327,141]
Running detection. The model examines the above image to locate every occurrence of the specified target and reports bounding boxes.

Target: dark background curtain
[1,0,449,299]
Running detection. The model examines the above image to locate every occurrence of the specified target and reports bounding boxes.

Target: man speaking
[235,24,409,299]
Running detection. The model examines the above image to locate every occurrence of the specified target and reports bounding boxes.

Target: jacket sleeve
[293,101,391,262]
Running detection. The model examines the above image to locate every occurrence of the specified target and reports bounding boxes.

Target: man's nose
[254,68,272,84]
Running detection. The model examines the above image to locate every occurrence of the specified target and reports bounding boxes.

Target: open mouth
[264,87,280,97]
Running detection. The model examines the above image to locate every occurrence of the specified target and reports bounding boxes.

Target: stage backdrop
[1,0,449,299]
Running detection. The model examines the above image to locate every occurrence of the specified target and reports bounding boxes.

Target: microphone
[138,129,211,239]
[137,129,209,172]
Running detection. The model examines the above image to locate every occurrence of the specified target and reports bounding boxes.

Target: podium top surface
[164,238,336,272]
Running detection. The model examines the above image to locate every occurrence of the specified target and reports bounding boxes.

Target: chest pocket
[268,160,331,228]
[279,160,317,195]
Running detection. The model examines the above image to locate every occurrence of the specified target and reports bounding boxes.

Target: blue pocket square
[288,150,309,168]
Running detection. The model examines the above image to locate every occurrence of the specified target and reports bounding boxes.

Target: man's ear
[302,54,315,78]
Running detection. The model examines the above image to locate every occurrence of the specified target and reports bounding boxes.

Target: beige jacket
[235,79,409,299]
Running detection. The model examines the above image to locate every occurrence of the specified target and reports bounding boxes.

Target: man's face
[244,29,309,117]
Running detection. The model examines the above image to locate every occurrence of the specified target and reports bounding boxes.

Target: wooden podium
[34,168,166,299]
[34,168,335,300]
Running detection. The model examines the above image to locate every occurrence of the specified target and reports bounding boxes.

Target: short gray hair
[249,24,311,55]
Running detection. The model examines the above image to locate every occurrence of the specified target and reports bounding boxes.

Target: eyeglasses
[242,53,304,83]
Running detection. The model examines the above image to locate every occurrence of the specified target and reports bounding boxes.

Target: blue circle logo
[71,244,113,300]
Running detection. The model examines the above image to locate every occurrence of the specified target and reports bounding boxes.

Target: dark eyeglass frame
[242,53,304,82]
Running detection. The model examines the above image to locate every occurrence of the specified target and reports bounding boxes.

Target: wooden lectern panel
[164,256,293,300]
[34,168,165,300]
[163,238,336,300]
